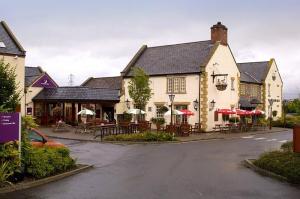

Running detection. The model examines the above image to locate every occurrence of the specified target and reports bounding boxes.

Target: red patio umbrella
[236,109,253,116]
[180,109,194,116]
[251,110,265,115]
[217,108,236,115]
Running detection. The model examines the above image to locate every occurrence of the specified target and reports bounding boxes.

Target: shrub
[0,142,20,178]
[151,117,166,125]
[25,147,76,179]
[104,131,175,142]
[281,141,293,152]
[229,117,239,123]
[254,145,300,183]
[0,162,13,187]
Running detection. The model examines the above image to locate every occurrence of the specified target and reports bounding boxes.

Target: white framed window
[167,77,186,94]
[156,105,163,118]
[268,84,271,97]
[167,78,173,93]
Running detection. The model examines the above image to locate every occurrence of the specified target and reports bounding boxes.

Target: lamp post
[169,94,175,125]
[268,99,274,130]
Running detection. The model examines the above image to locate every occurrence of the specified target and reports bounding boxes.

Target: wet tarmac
[1,131,299,199]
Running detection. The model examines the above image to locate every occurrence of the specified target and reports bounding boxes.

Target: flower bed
[104,131,176,142]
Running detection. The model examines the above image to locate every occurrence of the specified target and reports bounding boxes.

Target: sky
[2,0,300,99]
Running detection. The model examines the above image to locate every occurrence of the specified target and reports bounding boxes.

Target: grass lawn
[253,142,300,184]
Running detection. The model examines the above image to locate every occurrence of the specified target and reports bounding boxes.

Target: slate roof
[123,40,214,76]
[33,87,120,101]
[25,66,44,87]
[0,21,26,56]
[237,61,269,84]
[81,76,122,89]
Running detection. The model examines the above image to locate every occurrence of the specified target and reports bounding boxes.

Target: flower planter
[216,83,227,91]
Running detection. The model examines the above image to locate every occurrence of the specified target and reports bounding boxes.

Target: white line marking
[279,140,288,143]
[254,137,266,140]
[266,139,277,141]
[242,136,254,139]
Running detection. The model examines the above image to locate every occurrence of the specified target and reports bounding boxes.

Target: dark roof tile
[25,66,43,87]
[123,40,214,76]
[33,87,120,101]
[0,21,25,56]
[81,76,122,89]
[237,62,269,84]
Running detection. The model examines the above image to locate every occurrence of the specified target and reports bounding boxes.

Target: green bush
[281,141,293,152]
[25,147,76,179]
[0,142,20,178]
[0,162,14,187]
[229,117,239,123]
[272,116,300,128]
[151,117,166,125]
[254,147,300,183]
[104,132,175,142]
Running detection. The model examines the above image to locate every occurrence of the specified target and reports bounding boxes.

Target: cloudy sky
[2,0,300,98]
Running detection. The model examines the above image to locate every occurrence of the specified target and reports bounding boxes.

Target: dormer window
[0,41,5,48]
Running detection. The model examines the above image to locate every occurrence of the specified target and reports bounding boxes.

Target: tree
[128,67,152,111]
[0,59,20,111]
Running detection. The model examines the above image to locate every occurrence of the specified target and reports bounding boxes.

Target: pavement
[1,129,299,199]
[39,126,289,142]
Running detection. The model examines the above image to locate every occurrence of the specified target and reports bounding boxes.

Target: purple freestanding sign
[0,112,21,143]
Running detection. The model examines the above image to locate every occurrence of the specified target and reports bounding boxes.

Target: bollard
[293,125,300,153]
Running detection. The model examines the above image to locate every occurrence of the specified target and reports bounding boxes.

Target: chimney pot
[211,22,228,45]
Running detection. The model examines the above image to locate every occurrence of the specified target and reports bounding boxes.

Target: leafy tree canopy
[0,59,20,111]
[128,67,152,110]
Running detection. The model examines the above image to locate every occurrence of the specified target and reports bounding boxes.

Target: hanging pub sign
[0,112,21,143]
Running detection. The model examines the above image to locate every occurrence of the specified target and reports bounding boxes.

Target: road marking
[254,137,266,140]
[279,140,288,143]
[242,136,254,139]
[266,139,277,141]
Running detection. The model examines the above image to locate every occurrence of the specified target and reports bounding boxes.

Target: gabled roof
[0,21,26,57]
[25,66,44,87]
[81,76,122,90]
[122,40,214,77]
[237,61,269,84]
[33,87,120,102]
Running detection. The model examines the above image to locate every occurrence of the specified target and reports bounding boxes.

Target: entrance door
[102,107,114,122]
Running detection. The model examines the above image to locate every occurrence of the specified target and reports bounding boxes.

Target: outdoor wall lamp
[193,99,199,111]
[168,94,175,102]
[125,99,130,109]
[209,100,216,111]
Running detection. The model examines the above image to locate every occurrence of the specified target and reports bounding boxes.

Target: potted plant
[151,117,166,131]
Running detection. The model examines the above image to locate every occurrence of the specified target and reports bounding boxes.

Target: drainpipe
[199,71,202,127]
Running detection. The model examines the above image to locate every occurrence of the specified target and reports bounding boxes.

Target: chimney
[210,22,228,45]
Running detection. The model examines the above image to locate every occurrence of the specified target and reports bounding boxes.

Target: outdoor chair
[165,125,177,135]
[192,123,202,134]
[179,124,191,137]
[138,121,150,132]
